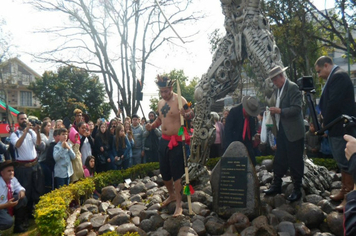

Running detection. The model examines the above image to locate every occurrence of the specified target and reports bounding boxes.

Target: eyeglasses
[76,114,82,117]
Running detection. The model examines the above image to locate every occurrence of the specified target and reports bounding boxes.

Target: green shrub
[35,163,159,236]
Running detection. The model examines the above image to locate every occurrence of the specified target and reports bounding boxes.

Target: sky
[0,0,335,119]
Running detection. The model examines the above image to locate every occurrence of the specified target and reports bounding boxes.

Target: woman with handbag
[94,122,111,172]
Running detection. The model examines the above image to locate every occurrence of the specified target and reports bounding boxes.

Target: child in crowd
[83,155,101,199]
[83,155,95,177]
[112,124,133,170]
[68,127,84,183]
[53,128,76,188]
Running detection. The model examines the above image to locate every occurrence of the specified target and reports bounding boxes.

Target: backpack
[6,131,20,161]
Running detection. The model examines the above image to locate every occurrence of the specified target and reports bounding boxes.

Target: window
[0,91,5,101]
[20,91,32,106]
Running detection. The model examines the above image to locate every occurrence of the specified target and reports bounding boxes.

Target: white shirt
[80,136,92,165]
[10,129,37,161]
[0,176,25,205]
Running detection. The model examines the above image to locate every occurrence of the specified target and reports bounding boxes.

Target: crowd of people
[1,55,356,233]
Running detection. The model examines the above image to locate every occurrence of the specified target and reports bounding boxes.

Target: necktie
[6,181,13,216]
[242,108,251,140]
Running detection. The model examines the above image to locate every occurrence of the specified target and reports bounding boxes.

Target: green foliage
[28,65,111,121]
[310,158,338,171]
[262,0,323,81]
[149,70,198,110]
[206,155,337,171]
[149,97,159,114]
[35,163,160,235]
[169,69,197,105]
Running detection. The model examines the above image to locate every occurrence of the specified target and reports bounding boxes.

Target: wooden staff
[176,80,193,215]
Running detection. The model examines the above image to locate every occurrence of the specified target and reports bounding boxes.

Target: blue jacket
[53,142,76,178]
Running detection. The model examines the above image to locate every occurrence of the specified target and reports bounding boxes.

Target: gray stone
[147,194,163,205]
[84,198,100,206]
[76,229,89,236]
[146,187,159,196]
[99,202,110,213]
[147,203,161,211]
[276,204,296,215]
[107,212,130,226]
[107,208,125,218]
[210,141,261,219]
[271,209,296,223]
[178,226,198,236]
[326,212,343,236]
[131,216,140,226]
[83,204,99,214]
[191,202,207,215]
[274,195,287,208]
[145,181,158,190]
[224,224,238,235]
[331,181,341,189]
[101,186,117,202]
[205,220,225,235]
[192,219,206,236]
[261,172,274,185]
[261,159,274,172]
[139,209,159,220]
[130,182,147,194]
[150,214,164,230]
[116,223,147,236]
[163,215,191,236]
[296,203,325,228]
[130,194,143,202]
[150,227,170,236]
[294,222,311,236]
[240,226,257,236]
[112,192,130,206]
[318,199,335,214]
[140,219,153,232]
[90,215,109,229]
[129,204,147,217]
[98,224,116,235]
[76,222,93,232]
[306,194,324,205]
[227,212,250,232]
[277,221,295,236]
[78,212,93,223]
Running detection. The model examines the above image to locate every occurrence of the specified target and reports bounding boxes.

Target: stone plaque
[218,157,247,208]
[210,141,261,219]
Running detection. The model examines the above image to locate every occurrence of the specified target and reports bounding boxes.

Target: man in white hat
[224,95,260,166]
[263,65,305,202]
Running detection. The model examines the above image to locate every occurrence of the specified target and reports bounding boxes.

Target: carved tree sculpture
[187,0,332,194]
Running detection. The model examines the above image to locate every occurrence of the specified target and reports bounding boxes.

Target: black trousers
[273,123,304,186]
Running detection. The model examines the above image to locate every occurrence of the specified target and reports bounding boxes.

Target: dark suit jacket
[223,104,256,151]
[319,66,356,137]
[274,79,304,142]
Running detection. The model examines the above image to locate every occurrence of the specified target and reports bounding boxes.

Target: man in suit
[224,95,260,166]
[263,65,305,202]
[315,56,356,211]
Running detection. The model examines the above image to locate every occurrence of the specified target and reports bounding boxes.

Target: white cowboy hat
[267,65,289,80]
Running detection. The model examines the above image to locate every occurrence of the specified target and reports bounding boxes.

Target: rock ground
[65,163,345,236]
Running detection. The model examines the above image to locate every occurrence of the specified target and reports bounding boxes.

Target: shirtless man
[146,75,194,216]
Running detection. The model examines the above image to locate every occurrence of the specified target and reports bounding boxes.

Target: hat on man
[0,160,17,172]
[155,74,175,88]
[267,65,289,80]
[242,96,260,117]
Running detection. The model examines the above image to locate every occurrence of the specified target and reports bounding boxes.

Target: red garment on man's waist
[162,131,191,150]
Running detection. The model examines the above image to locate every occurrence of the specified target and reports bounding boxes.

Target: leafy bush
[35,163,159,236]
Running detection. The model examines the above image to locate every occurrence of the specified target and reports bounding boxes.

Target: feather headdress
[155,74,175,88]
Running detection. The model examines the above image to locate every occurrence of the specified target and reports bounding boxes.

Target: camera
[29,118,42,127]
[297,76,315,92]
